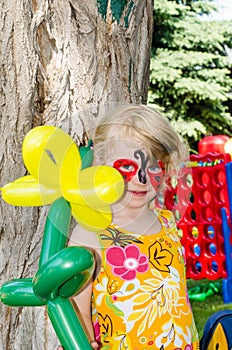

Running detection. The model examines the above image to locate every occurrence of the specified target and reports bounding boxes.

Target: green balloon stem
[47,297,92,350]
[1,196,95,349]
[39,198,71,267]
[0,279,45,306]
[59,274,87,299]
[33,247,94,300]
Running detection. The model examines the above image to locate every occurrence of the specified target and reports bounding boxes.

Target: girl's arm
[68,225,101,349]
[56,278,99,349]
[72,281,99,349]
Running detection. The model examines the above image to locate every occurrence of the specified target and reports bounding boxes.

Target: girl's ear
[92,156,107,166]
[92,148,101,166]
[92,158,99,166]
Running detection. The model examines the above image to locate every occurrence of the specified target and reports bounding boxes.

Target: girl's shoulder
[156,208,178,233]
[69,225,101,250]
[156,208,176,224]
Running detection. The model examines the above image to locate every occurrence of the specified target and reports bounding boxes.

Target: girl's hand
[90,340,100,349]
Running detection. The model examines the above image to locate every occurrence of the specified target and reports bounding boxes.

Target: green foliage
[150,0,232,151]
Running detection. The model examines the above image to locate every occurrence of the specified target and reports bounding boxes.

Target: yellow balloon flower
[1,126,124,231]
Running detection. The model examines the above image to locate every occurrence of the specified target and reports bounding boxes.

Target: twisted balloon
[0,126,124,349]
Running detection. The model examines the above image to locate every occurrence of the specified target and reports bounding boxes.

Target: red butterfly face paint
[113,159,138,182]
[113,157,164,191]
[147,164,164,191]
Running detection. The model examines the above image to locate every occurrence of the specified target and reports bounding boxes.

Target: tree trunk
[0,0,153,348]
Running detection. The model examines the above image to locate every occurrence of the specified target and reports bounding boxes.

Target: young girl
[69,104,199,350]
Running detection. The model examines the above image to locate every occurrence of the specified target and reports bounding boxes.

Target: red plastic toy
[198,135,230,154]
[165,153,231,281]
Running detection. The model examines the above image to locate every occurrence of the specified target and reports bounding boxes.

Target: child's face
[105,139,163,209]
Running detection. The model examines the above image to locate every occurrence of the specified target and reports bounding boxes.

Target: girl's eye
[147,163,164,190]
[113,159,138,182]
[148,165,161,174]
[120,164,135,172]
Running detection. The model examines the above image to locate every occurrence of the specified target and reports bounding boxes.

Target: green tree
[149,0,232,151]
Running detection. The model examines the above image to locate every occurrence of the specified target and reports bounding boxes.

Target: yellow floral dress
[92,210,199,350]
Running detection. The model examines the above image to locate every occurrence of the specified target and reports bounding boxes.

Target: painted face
[147,163,164,191]
[113,150,164,191]
[113,159,138,182]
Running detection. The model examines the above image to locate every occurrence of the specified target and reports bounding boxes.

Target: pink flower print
[175,345,193,350]
[93,321,101,342]
[106,244,149,280]
[161,215,170,227]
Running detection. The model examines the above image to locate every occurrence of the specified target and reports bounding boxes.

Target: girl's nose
[138,168,147,184]
[131,168,148,185]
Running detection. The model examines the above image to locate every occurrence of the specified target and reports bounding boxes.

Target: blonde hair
[92,104,188,177]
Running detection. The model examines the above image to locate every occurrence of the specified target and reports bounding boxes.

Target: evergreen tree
[149,0,232,150]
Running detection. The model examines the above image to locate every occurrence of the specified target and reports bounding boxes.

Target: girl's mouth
[128,190,148,197]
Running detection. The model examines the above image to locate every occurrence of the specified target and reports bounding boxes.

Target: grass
[187,279,232,339]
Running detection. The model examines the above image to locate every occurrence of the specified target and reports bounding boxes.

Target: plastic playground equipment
[165,135,232,304]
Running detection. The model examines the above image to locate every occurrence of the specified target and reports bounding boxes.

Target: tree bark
[0,0,153,348]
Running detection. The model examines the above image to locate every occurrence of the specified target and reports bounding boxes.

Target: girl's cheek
[148,171,163,191]
[113,159,138,182]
